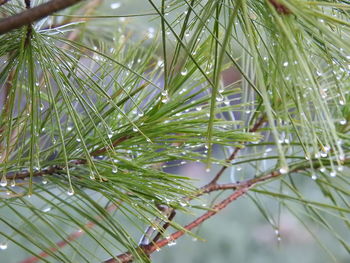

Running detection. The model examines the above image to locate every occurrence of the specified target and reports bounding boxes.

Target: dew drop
[112,167,118,173]
[283,61,289,67]
[337,166,344,172]
[107,133,113,139]
[205,168,211,173]
[10,180,16,187]
[76,138,81,142]
[138,111,144,117]
[42,178,48,184]
[330,171,336,177]
[339,119,347,125]
[279,166,289,174]
[110,2,121,9]
[311,174,317,180]
[132,127,138,132]
[67,189,74,196]
[0,242,8,250]
[0,177,7,187]
[42,207,51,212]
[168,240,177,247]
[180,68,188,76]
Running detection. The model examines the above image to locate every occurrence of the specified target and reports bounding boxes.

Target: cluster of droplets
[161,90,169,103]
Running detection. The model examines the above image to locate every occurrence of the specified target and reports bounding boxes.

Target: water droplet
[0,242,8,250]
[311,174,317,180]
[181,68,188,76]
[10,180,16,187]
[279,166,289,174]
[67,189,74,196]
[67,126,73,131]
[0,177,7,187]
[110,2,121,9]
[107,132,113,139]
[316,70,322,77]
[330,171,336,177]
[205,168,211,173]
[112,167,118,173]
[283,61,289,67]
[138,111,144,117]
[42,207,51,212]
[76,138,81,142]
[168,240,176,246]
[132,127,138,132]
[339,99,345,105]
[339,119,347,125]
[42,178,48,184]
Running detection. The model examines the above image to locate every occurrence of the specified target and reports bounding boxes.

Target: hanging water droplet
[0,177,7,187]
[279,166,289,174]
[132,127,138,132]
[311,174,317,180]
[138,111,144,117]
[181,68,188,76]
[76,138,81,142]
[0,242,8,250]
[10,180,15,187]
[107,132,113,139]
[42,207,51,212]
[168,240,177,247]
[110,2,121,9]
[339,119,347,125]
[67,189,74,196]
[205,168,211,173]
[337,166,344,171]
[330,171,336,177]
[283,61,289,67]
[67,126,73,131]
[216,94,224,102]
[112,167,118,173]
[339,99,345,105]
[42,178,48,184]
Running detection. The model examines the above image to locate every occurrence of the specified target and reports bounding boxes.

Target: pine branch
[105,170,283,263]
[0,0,83,34]
[19,202,121,263]
[206,116,266,185]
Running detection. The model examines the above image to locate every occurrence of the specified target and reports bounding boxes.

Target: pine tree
[0,0,349,262]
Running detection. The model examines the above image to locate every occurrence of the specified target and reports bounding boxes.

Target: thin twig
[0,0,10,6]
[206,116,266,185]
[0,0,83,34]
[19,202,121,263]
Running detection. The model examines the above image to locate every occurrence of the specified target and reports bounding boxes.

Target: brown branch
[0,0,83,35]
[0,0,10,7]
[106,171,281,263]
[20,202,121,263]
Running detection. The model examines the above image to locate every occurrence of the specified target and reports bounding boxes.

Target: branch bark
[0,0,83,35]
